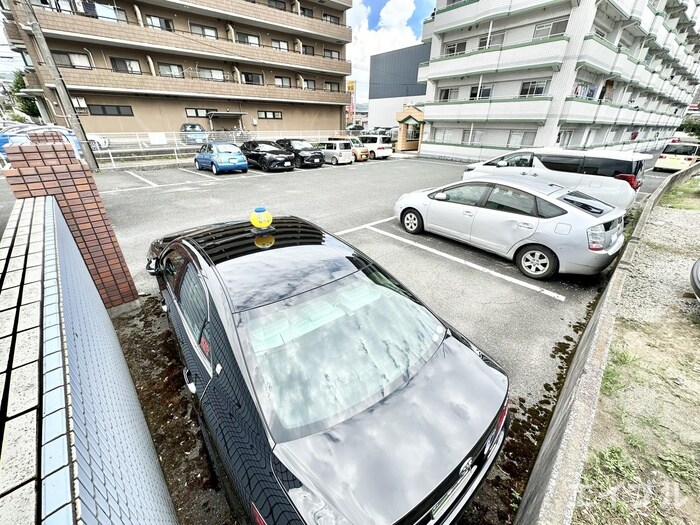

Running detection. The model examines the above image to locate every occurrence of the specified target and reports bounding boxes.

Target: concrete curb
[514,164,700,525]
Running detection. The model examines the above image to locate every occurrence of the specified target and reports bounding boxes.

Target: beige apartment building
[2,0,352,133]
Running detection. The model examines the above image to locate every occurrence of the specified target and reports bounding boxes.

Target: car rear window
[580,156,634,177]
[338,142,352,150]
[380,136,392,144]
[559,191,614,216]
[536,154,582,173]
[661,144,698,156]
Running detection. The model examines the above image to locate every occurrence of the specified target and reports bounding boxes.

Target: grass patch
[658,451,698,484]
[659,178,700,210]
[623,205,642,241]
[601,348,638,396]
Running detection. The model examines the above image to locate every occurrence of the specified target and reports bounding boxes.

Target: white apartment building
[418,0,700,161]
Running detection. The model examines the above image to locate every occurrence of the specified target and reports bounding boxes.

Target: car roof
[460,173,567,196]
[663,142,698,147]
[183,217,371,312]
[208,141,237,145]
[514,147,652,161]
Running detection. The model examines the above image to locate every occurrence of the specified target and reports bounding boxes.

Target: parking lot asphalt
[0,154,675,400]
[77,157,666,403]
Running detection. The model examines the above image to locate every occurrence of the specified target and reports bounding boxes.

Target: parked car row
[193,135,395,174]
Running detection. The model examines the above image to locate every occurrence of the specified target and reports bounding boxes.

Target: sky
[347,0,435,104]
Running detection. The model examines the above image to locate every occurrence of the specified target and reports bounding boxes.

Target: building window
[274,76,291,88]
[478,32,505,49]
[444,40,467,55]
[533,18,568,39]
[191,23,218,39]
[88,104,134,116]
[469,85,492,100]
[71,97,88,114]
[20,50,33,67]
[257,110,283,119]
[462,129,485,145]
[432,128,462,143]
[158,63,184,78]
[438,88,459,101]
[302,44,314,55]
[304,79,316,90]
[324,49,340,60]
[145,15,174,31]
[242,72,264,85]
[52,52,91,69]
[508,130,537,147]
[186,108,217,118]
[198,67,225,81]
[236,32,260,47]
[593,27,606,39]
[300,7,313,17]
[268,0,285,10]
[110,57,141,74]
[94,3,127,23]
[519,80,549,97]
[324,81,340,92]
[323,13,340,24]
[272,39,289,51]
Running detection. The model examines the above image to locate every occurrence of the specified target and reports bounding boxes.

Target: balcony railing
[423,96,553,123]
[33,9,351,76]
[45,65,350,105]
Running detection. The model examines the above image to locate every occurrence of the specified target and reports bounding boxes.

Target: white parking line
[366,226,567,302]
[125,170,158,187]
[334,216,395,236]
[101,181,195,194]
[179,167,220,181]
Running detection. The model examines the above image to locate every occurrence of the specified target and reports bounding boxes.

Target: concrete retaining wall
[515,163,700,525]
[0,196,177,524]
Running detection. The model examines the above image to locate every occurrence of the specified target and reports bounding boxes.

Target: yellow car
[653,142,700,172]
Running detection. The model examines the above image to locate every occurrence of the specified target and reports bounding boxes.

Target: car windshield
[559,191,614,216]
[350,138,362,147]
[184,124,205,132]
[234,266,445,442]
[258,143,278,151]
[214,144,241,153]
[290,140,314,150]
[662,144,697,156]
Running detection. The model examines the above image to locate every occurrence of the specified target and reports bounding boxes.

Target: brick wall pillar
[2,139,139,308]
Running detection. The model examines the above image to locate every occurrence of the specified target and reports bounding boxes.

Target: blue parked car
[1,125,82,159]
[194,142,248,175]
[180,122,208,145]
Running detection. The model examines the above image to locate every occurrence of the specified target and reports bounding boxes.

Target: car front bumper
[301,156,324,167]
[215,161,248,171]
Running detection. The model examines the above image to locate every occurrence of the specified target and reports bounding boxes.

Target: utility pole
[20,0,99,171]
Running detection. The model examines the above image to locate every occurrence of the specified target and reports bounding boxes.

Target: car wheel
[211,163,218,175]
[401,209,423,234]
[195,160,202,170]
[242,168,248,173]
[515,245,558,280]
[260,158,269,172]
[369,151,376,160]
[353,153,357,162]
[295,156,302,168]
[331,156,338,166]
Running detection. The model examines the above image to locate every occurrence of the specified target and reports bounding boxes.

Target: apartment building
[418,0,700,160]
[2,0,352,133]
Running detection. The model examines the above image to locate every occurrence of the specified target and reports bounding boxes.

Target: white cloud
[347,0,422,104]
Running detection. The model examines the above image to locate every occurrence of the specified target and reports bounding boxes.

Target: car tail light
[658,154,666,158]
[614,173,640,190]
[252,503,267,525]
[684,157,694,161]
[587,224,606,251]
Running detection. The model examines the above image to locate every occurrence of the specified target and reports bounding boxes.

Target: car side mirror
[434,192,448,201]
[496,160,508,168]
[146,258,160,276]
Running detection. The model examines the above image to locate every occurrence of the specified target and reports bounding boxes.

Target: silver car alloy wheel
[403,212,419,232]
[521,249,550,276]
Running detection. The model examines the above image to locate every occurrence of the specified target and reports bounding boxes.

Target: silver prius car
[394,174,625,279]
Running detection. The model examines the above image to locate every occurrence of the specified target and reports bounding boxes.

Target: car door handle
[517,222,534,229]
[462,210,475,217]
[183,367,197,394]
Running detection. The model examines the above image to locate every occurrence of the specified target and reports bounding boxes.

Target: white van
[463,148,651,210]
[317,140,354,165]
[359,135,393,159]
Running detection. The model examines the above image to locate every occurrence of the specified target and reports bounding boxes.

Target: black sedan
[275,138,325,168]
[146,215,509,525]
[241,140,295,172]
